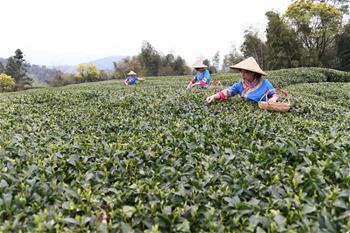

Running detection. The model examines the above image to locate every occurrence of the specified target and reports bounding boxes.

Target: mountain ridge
[50,55,125,73]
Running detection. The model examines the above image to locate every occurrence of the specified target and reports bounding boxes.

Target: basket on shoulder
[138,73,145,83]
[258,88,291,112]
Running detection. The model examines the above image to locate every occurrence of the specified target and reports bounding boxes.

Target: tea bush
[0,68,349,232]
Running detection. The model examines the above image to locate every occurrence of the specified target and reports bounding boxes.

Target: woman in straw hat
[124,70,139,85]
[187,61,211,89]
[206,57,279,104]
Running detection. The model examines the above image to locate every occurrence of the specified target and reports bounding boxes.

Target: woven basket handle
[259,88,290,104]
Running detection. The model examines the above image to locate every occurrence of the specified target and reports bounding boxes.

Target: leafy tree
[113,56,141,79]
[265,11,303,69]
[285,0,342,66]
[5,49,32,90]
[28,64,62,82]
[336,22,350,71]
[202,59,217,74]
[76,64,100,82]
[314,0,350,15]
[240,29,266,69]
[159,54,175,76]
[171,56,191,75]
[212,51,220,72]
[222,45,244,72]
[99,70,110,81]
[0,73,15,91]
[47,74,64,87]
[113,42,190,77]
[0,62,4,73]
[203,59,210,68]
[159,55,190,76]
[162,54,175,67]
[112,61,118,78]
[139,41,161,76]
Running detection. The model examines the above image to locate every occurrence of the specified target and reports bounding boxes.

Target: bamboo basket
[258,88,291,112]
[208,80,224,90]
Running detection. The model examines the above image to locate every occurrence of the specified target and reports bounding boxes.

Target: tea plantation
[0,68,349,232]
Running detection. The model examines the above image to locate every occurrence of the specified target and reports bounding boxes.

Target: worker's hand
[187,83,192,89]
[206,95,215,104]
[268,95,279,103]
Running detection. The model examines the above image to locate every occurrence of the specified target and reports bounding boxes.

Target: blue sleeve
[203,70,210,82]
[135,75,139,81]
[125,76,129,81]
[264,80,276,97]
[227,82,242,97]
[204,70,210,78]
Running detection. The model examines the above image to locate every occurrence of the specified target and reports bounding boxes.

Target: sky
[0,0,292,66]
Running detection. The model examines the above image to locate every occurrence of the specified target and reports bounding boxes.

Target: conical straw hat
[192,61,208,68]
[230,57,266,75]
[127,70,137,75]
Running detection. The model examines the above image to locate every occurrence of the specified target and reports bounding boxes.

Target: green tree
[139,41,161,76]
[212,51,220,72]
[336,22,350,71]
[265,11,303,69]
[202,59,217,74]
[28,64,62,82]
[285,0,342,66]
[5,49,32,90]
[0,73,15,91]
[159,54,175,76]
[113,56,141,79]
[171,56,190,75]
[99,70,110,80]
[112,61,118,79]
[162,54,175,67]
[159,54,190,76]
[240,29,266,69]
[222,44,244,72]
[0,62,4,73]
[315,0,350,15]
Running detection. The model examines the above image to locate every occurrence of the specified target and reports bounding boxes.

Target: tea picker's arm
[206,89,229,104]
[187,76,197,89]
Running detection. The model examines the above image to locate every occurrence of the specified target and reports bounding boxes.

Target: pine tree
[5,49,32,89]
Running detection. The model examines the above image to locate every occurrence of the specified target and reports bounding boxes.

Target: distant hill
[87,55,124,70]
[0,55,126,81]
[51,55,125,73]
[50,65,77,74]
[0,57,62,83]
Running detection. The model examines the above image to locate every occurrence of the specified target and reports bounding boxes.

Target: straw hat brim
[230,57,267,76]
[128,71,137,75]
[193,65,208,69]
[192,62,208,68]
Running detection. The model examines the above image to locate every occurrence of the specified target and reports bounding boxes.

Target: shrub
[0,73,15,91]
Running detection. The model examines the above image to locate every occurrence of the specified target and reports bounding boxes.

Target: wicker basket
[208,80,224,90]
[258,88,291,112]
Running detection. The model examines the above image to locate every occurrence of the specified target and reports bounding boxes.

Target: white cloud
[0,0,291,66]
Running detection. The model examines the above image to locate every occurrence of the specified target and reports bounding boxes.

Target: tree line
[222,0,350,72]
[47,41,191,87]
[112,41,191,78]
[1,0,350,91]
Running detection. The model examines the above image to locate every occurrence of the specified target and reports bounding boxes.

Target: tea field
[0,68,350,232]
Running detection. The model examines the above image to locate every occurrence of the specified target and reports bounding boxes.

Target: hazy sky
[1,0,292,66]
